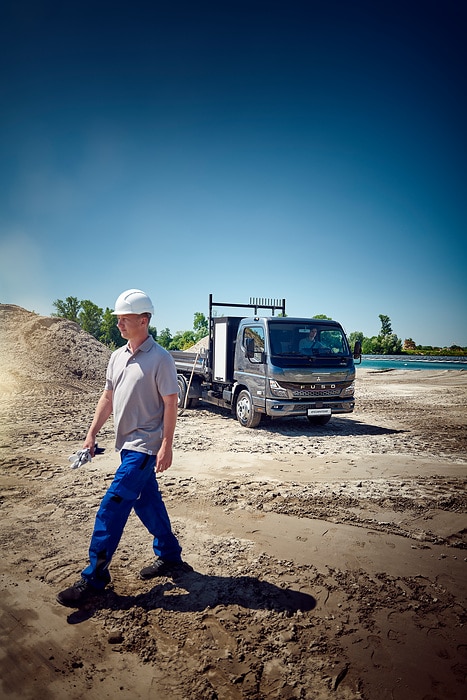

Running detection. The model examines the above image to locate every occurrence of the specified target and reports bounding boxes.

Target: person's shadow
[66,569,316,624]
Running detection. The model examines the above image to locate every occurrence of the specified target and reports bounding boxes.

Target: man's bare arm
[156,393,178,473]
[83,389,113,455]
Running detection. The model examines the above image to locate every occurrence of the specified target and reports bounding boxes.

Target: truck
[171,295,362,428]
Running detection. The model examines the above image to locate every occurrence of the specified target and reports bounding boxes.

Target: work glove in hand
[68,448,92,469]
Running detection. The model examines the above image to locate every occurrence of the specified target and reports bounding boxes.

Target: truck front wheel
[236,390,262,428]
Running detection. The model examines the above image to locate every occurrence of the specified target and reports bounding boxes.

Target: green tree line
[52,297,466,355]
[346,314,466,356]
[348,314,402,355]
[52,296,208,351]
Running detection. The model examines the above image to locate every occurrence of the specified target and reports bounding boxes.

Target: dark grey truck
[171,296,361,428]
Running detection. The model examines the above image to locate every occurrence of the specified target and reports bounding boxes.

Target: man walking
[57,289,188,607]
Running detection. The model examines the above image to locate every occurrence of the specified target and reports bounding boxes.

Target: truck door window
[243,326,265,363]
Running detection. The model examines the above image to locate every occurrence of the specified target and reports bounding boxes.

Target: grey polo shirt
[105,336,178,455]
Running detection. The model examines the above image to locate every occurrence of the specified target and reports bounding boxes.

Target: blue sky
[1,0,466,346]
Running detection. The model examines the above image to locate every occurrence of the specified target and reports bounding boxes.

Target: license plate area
[307,408,332,417]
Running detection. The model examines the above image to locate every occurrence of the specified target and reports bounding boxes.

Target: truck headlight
[269,379,289,398]
[342,382,355,396]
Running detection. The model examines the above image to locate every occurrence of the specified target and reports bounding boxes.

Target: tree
[379,314,393,336]
[79,300,103,338]
[157,328,173,349]
[169,330,196,350]
[378,333,402,354]
[99,308,125,348]
[369,314,402,354]
[166,312,208,350]
[313,313,332,320]
[366,314,402,354]
[52,296,81,322]
[193,312,208,339]
[362,336,375,354]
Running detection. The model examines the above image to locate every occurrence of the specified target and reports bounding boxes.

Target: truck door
[237,324,267,410]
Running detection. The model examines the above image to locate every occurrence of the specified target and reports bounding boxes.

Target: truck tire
[177,374,198,409]
[307,414,332,426]
[236,390,262,428]
[177,375,188,409]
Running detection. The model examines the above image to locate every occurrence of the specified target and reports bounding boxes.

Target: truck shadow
[258,416,408,438]
[187,404,407,438]
[66,570,316,623]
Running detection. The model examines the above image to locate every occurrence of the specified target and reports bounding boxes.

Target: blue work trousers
[82,449,182,589]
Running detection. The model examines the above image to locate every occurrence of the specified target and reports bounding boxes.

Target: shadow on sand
[66,569,316,624]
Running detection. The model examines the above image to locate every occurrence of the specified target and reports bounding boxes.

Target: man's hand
[83,437,97,457]
[156,442,173,473]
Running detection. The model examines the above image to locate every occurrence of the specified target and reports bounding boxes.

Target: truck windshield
[268,322,351,359]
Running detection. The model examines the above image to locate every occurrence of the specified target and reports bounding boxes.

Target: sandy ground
[0,305,466,700]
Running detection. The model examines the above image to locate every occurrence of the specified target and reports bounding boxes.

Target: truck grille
[281,382,341,398]
[293,388,340,398]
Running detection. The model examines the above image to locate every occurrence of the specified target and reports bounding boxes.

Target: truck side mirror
[353,340,362,363]
[245,338,265,363]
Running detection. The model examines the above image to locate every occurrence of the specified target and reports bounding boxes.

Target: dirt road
[0,305,466,699]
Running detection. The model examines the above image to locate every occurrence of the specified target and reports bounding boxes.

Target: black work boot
[56,578,103,607]
[139,558,192,580]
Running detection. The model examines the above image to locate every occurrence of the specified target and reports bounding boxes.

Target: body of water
[358,355,467,371]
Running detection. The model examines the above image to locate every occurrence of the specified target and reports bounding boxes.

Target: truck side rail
[170,350,208,376]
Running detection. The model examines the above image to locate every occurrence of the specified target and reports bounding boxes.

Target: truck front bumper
[265,397,355,417]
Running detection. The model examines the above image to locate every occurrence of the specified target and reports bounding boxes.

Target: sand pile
[0,304,110,392]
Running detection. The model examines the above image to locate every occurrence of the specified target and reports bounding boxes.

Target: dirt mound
[185,334,209,354]
[0,304,111,450]
[0,304,111,393]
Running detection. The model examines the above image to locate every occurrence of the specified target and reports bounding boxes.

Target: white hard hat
[112,289,154,315]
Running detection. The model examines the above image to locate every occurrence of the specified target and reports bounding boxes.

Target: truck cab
[232,317,356,427]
